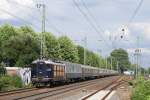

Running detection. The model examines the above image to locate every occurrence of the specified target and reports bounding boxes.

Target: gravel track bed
[0,76,120,100]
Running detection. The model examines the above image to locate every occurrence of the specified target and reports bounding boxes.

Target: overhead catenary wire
[122,0,144,33]
[128,0,144,25]
[80,0,113,48]
[0,8,40,29]
[114,0,144,49]
[6,0,64,35]
[73,0,111,49]
[6,0,38,11]
[35,0,64,34]
[80,0,105,33]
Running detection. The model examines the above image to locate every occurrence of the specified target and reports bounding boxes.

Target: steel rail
[0,88,38,96]
[81,76,124,100]
[15,76,119,100]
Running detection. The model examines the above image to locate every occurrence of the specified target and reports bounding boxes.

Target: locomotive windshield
[31,62,53,78]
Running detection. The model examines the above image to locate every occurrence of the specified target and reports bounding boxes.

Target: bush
[132,78,150,100]
[11,76,22,88]
[0,75,22,91]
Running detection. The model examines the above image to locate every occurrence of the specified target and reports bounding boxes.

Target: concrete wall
[6,67,31,85]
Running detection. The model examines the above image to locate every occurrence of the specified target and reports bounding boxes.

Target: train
[30,59,118,86]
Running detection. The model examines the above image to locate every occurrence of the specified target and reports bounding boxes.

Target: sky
[0,0,150,68]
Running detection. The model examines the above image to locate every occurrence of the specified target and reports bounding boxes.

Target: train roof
[57,61,81,65]
[32,59,65,66]
[81,65,98,69]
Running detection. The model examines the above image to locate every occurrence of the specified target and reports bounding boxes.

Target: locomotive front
[31,59,53,85]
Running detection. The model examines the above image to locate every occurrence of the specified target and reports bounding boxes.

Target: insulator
[122,28,125,31]
[121,35,123,39]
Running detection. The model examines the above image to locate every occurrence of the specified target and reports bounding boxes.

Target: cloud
[0,0,35,20]
[129,22,150,45]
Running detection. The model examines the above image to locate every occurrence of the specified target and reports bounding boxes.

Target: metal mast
[134,37,141,79]
[37,4,46,59]
[84,36,87,65]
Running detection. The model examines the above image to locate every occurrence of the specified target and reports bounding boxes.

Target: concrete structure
[6,67,31,85]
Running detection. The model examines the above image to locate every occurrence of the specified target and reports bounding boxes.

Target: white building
[124,70,134,75]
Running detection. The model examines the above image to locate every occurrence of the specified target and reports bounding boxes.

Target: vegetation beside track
[0,75,22,91]
[131,77,150,100]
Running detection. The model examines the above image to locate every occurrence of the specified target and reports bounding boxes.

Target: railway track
[0,76,119,100]
[16,77,114,100]
[0,76,121,100]
[0,87,38,97]
[81,76,128,100]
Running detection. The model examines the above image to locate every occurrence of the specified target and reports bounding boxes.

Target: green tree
[0,24,18,63]
[109,48,131,73]
[86,51,100,67]
[44,32,61,60]
[77,45,108,68]
[77,45,84,64]
[58,36,79,63]
[1,25,40,66]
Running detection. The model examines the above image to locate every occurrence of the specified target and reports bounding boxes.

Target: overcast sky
[0,0,150,68]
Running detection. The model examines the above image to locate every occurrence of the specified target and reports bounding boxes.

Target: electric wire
[128,0,144,25]
[6,0,64,35]
[115,0,144,49]
[0,8,40,29]
[6,0,38,10]
[80,0,105,33]
[80,0,115,50]
[73,0,111,48]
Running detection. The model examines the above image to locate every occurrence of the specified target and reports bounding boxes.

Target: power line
[73,0,111,49]
[35,1,64,34]
[6,0,64,35]
[128,0,144,25]
[112,0,144,45]
[0,8,40,29]
[6,0,38,11]
[80,0,105,33]
[80,0,112,48]
[121,0,144,35]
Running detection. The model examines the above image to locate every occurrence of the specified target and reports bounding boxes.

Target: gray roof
[32,59,65,66]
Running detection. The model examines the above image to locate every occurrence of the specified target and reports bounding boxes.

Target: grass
[0,75,23,91]
[131,77,150,100]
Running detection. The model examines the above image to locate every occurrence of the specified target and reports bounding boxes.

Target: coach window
[58,66,60,76]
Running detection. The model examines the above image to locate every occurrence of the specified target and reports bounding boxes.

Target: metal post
[136,37,141,78]
[37,4,46,59]
[105,57,108,70]
[42,4,46,58]
[135,48,141,79]
[111,57,112,70]
[84,36,87,65]
[136,50,138,79]
[117,61,119,72]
